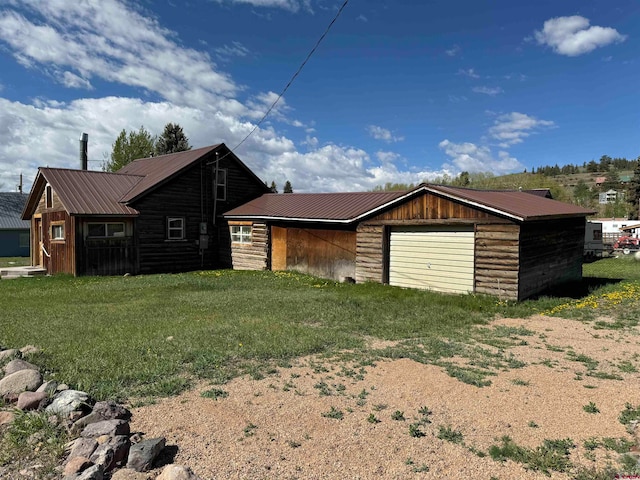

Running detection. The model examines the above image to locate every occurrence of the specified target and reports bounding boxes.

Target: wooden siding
[229,223,269,270]
[131,155,266,274]
[355,224,385,283]
[475,224,520,300]
[271,226,287,270]
[389,227,475,294]
[280,227,356,281]
[76,218,136,276]
[40,210,76,275]
[518,218,584,300]
[368,192,503,222]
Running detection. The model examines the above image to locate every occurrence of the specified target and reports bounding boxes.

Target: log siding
[229,222,269,271]
[355,224,386,284]
[475,224,520,300]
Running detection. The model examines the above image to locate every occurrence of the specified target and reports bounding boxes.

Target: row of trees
[103,123,191,172]
[533,155,637,177]
[268,180,293,193]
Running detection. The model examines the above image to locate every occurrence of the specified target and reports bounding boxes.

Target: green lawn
[0,258,638,402]
[0,256,30,268]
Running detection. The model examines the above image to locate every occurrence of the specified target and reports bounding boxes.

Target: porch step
[0,266,47,280]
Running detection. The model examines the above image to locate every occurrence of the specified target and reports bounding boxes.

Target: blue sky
[0,0,637,193]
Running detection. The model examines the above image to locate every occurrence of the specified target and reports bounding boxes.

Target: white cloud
[458,68,479,79]
[356,14,368,23]
[489,112,555,147]
[215,41,250,61]
[213,0,313,13]
[366,125,404,143]
[472,86,503,96]
[439,140,523,174]
[61,71,93,89]
[533,16,626,56]
[445,45,460,57]
[448,95,468,103]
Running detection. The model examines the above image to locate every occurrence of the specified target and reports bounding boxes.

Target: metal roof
[426,185,595,221]
[224,191,411,223]
[118,145,221,202]
[0,192,30,229]
[225,184,595,224]
[29,169,142,216]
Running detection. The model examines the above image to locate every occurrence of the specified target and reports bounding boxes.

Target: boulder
[156,465,201,480]
[17,391,47,411]
[20,345,40,356]
[4,358,39,375]
[68,464,104,480]
[0,410,16,425]
[67,437,98,462]
[81,419,129,438]
[0,349,21,362]
[46,390,91,416]
[126,437,165,472]
[36,380,59,395]
[0,369,42,397]
[63,456,93,476]
[90,435,130,471]
[92,400,132,421]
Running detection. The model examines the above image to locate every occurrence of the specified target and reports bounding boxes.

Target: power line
[230,0,350,155]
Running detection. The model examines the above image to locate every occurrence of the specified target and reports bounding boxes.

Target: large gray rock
[0,369,42,396]
[0,349,21,362]
[69,464,104,480]
[92,400,132,421]
[156,465,201,480]
[90,435,130,471]
[16,391,47,411]
[46,390,90,416]
[67,437,98,462]
[126,437,165,472]
[19,345,40,356]
[81,419,129,438]
[4,358,38,375]
[36,380,59,395]
[63,456,93,476]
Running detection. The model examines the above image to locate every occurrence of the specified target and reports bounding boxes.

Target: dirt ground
[131,315,640,479]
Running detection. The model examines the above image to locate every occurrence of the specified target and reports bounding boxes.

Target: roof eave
[224,214,355,224]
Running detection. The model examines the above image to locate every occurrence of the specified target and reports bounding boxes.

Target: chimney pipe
[79,133,88,170]
[18,173,22,193]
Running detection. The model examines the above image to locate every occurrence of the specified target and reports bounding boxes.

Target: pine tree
[270,181,278,193]
[155,123,191,155]
[283,180,293,193]
[627,159,640,220]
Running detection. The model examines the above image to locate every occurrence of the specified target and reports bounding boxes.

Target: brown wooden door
[34,218,43,267]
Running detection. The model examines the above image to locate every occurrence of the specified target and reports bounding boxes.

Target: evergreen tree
[270,181,278,193]
[601,169,621,192]
[104,126,155,172]
[283,180,293,193]
[573,180,592,207]
[627,159,640,220]
[155,123,191,155]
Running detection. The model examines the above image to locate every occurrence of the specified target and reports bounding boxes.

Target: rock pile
[0,346,201,480]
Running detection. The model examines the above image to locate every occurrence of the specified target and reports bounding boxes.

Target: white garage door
[389,226,475,294]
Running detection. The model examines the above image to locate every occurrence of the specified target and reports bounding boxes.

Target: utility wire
[230,0,350,155]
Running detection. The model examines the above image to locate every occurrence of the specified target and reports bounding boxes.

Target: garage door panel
[389,227,474,294]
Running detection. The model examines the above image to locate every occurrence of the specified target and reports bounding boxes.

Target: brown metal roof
[118,144,221,202]
[426,185,595,221]
[224,191,411,223]
[31,168,142,216]
[225,184,595,224]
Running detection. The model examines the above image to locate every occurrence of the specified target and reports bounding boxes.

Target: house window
[51,223,64,240]
[215,169,227,201]
[87,222,125,238]
[19,233,29,248]
[45,185,53,208]
[167,217,185,240]
[230,225,252,244]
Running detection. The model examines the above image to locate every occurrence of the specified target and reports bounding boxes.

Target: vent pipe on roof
[80,133,89,170]
[18,173,22,193]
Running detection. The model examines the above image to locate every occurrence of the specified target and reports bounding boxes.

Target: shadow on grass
[532,277,623,300]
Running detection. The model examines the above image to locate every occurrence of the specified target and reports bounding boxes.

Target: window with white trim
[230,225,252,244]
[45,185,53,208]
[87,222,125,238]
[51,223,64,240]
[215,169,227,201]
[167,217,185,240]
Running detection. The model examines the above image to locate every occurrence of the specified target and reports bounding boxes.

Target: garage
[389,226,475,294]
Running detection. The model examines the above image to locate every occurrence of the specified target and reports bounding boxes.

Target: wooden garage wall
[355,224,385,283]
[229,222,269,270]
[475,224,520,300]
[518,217,585,300]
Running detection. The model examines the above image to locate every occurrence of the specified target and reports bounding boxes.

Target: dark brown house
[223,184,595,301]
[22,144,269,276]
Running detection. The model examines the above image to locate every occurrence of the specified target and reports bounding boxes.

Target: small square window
[167,217,185,240]
[230,225,252,244]
[51,224,64,240]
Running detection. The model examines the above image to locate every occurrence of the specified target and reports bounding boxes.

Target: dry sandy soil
[131,315,640,479]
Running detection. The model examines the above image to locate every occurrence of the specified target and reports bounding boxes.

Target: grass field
[1,257,639,402]
[0,256,30,268]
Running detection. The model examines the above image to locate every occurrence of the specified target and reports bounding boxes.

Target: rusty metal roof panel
[40,168,141,216]
[224,191,410,222]
[118,145,220,202]
[426,184,595,221]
